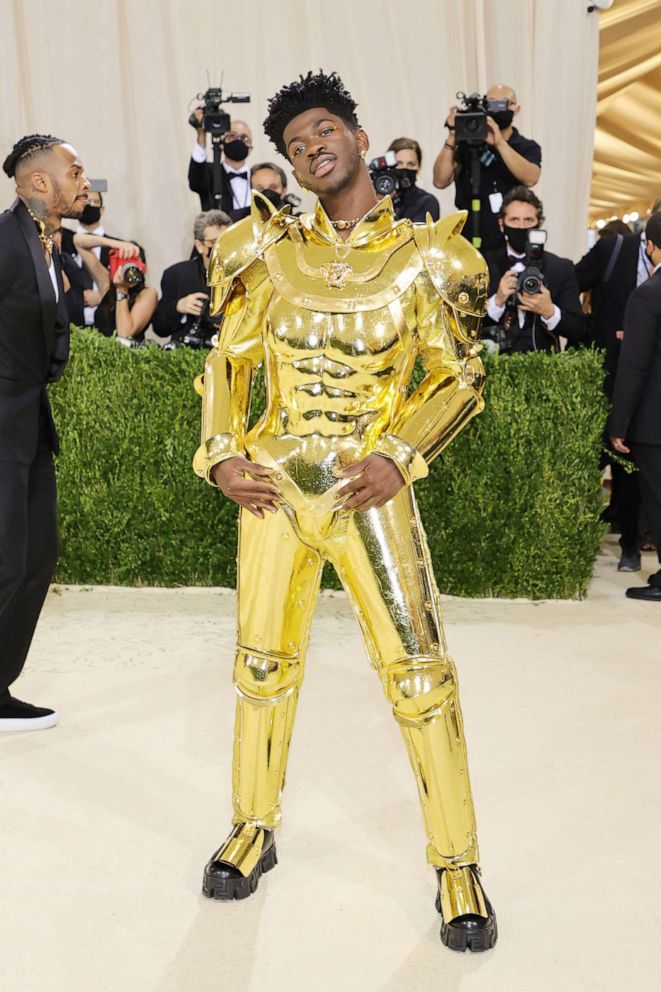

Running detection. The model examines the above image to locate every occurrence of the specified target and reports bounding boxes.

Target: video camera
[368,151,415,206]
[454,92,510,145]
[188,83,251,141]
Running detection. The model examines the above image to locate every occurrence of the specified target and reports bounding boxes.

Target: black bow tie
[228,171,248,180]
[508,254,523,264]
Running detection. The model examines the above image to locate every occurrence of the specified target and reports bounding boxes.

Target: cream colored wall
[1,0,598,287]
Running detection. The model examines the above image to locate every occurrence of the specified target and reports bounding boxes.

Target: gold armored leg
[334,488,496,947]
[203,506,323,900]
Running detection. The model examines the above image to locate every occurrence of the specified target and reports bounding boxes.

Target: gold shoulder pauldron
[207,192,292,315]
[413,211,488,345]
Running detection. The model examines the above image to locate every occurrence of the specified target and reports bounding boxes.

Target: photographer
[483,186,585,353]
[152,209,231,346]
[89,241,156,344]
[433,84,541,253]
[188,110,253,219]
[386,138,439,223]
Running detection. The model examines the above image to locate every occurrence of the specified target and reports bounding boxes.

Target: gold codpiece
[194,192,488,878]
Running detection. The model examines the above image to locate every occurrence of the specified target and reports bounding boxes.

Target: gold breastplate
[264,225,422,314]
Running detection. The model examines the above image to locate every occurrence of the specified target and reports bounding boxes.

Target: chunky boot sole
[435,891,498,952]
[202,841,278,900]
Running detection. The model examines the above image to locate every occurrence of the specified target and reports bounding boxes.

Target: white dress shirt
[47,256,59,303]
[191,143,251,209]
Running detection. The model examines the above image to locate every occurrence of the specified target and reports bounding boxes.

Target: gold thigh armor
[231,485,479,871]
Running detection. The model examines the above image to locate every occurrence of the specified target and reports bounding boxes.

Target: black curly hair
[264,70,360,157]
[2,133,64,179]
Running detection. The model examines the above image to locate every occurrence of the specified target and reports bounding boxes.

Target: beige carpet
[1,534,659,992]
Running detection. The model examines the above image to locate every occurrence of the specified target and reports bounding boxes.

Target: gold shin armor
[194,193,487,875]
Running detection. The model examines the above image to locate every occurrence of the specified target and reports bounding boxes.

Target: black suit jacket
[485,246,586,352]
[395,185,440,224]
[0,200,69,462]
[187,158,250,221]
[609,268,661,444]
[575,234,642,391]
[152,257,208,340]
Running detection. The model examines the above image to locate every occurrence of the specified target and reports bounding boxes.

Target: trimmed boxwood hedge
[49,329,607,598]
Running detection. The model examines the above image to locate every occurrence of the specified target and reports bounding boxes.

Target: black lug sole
[435,889,498,952]
[202,841,278,900]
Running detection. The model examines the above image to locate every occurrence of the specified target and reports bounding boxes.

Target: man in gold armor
[193,71,497,951]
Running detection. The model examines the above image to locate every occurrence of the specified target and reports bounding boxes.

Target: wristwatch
[116,292,128,301]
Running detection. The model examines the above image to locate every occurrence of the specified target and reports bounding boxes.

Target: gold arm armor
[193,193,289,483]
[372,212,488,478]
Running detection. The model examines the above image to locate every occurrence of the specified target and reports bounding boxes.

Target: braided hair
[264,70,360,157]
[2,133,64,179]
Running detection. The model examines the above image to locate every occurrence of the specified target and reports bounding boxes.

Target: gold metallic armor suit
[194,192,491,929]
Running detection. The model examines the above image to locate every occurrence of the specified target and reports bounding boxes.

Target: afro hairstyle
[263,70,360,157]
[2,133,64,179]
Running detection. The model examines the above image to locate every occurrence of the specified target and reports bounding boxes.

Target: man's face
[284,108,368,197]
[195,224,227,270]
[224,121,253,150]
[394,149,419,171]
[252,167,286,197]
[499,200,539,232]
[47,144,90,220]
[87,191,103,210]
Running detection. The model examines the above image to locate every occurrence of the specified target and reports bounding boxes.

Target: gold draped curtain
[590,0,661,222]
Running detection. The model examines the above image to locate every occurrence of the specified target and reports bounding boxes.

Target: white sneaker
[0,697,59,732]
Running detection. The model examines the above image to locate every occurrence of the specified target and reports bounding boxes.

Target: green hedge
[49,330,607,598]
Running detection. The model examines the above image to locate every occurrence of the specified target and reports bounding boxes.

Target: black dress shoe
[626,584,661,601]
[435,865,498,952]
[0,697,58,732]
[202,829,277,900]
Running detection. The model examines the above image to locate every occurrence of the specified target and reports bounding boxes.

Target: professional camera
[368,151,416,208]
[108,249,146,288]
[454,92,510,145]
[163,297,221,351]
[188,83,250,141]
[516,229,547,295]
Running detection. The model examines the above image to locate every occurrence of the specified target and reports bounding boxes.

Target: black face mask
[503,225,531,254]
[80,204,102,226]
[223,138,250,162]
[396,168,418,190]
[491,110,514,131]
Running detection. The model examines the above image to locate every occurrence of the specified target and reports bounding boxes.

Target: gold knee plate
[213,822,269,878]
[439,865,488,922]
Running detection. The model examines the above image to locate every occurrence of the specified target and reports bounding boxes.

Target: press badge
[488,192,503,213]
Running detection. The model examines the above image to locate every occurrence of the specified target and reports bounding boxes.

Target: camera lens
[375,174,397,196]
[522,274,542,294]
[120,264,144,287]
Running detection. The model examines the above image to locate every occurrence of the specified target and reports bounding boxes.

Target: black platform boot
[203,823,277,900]
[435,865,498,951]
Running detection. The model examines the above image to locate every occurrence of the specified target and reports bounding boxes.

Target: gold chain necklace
[24,203,54,256]
[330,217,361,230]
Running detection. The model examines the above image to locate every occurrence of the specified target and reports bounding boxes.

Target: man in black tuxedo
[152,209,231,345]
[483,186,585,353]
[188,111,253,221]
[610,213,661,601]
[0,134,90,731]
[575,208,659,571]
